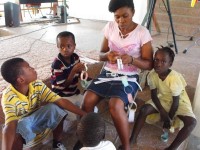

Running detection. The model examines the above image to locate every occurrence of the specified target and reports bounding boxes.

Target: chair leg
[27,8,32,18]
[39,9,44,17]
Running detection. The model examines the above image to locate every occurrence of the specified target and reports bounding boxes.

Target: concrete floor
[0,18,200,149]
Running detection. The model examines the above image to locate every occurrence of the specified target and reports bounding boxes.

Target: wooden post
[152,13,161,33]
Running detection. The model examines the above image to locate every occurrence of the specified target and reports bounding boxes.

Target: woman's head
[154,46,175,75]
[77,112,105,147]
[108,0,134,13]
[109,0,135,31]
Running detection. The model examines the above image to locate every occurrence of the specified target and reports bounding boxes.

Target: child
[0,58,86,150]
[51,31,85,97]
[130,46,197,150]
[51,31,86,107]
[76,112,116,150]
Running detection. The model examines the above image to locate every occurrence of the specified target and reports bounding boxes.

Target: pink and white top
[103,21,152,75]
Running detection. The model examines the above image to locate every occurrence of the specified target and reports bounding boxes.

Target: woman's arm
[121,41,153,70]
[133,41,153,70]
[99,37,119,63]
[99,37,109,61]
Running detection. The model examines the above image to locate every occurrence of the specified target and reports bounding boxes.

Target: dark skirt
[87,69,139,106]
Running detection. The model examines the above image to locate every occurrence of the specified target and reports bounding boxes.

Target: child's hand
[72,62,85,73]
[163,121,171,129]
[160,109,171,123]
[107,51,120,64]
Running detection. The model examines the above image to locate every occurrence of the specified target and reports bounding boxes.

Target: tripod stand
[142,0,178,54]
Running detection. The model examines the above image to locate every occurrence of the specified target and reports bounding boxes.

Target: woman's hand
[121,54,133,65]
[107,51,120,64]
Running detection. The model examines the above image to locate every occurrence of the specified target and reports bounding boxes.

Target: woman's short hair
[108,0,134,12]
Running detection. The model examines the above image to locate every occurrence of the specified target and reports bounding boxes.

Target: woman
[82,0,153,149]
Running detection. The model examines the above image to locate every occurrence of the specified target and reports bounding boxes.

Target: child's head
[56,31,76,59]
[1,58,37,86]
[77,112,105,147]
[154,46,175,75]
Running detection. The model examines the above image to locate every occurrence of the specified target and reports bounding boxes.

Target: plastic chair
[26,3,43,18]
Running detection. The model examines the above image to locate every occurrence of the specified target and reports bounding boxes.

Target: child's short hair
[108,0,134,12]
[77,112,105,147]
[1,58,25,85]
[56,31,75,44]
[156,46,175,63]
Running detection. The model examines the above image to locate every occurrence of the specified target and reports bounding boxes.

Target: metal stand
[56,0,68,23]
[163,0,178,54]
[183,37,200,53]
[146,0,157,30]
[142,0,178,54]
[63,0,67,23]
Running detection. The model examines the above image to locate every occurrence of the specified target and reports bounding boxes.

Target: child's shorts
[16,103,67,143]
[87,69,139,106]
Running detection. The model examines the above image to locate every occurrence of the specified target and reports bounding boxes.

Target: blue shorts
[87,69,139,106]
[16,103,67,143]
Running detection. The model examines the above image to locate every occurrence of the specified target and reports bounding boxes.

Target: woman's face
[114,6,134,30]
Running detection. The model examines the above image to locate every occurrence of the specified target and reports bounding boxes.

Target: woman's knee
[109,98,125,114]
[82,91,99,111]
